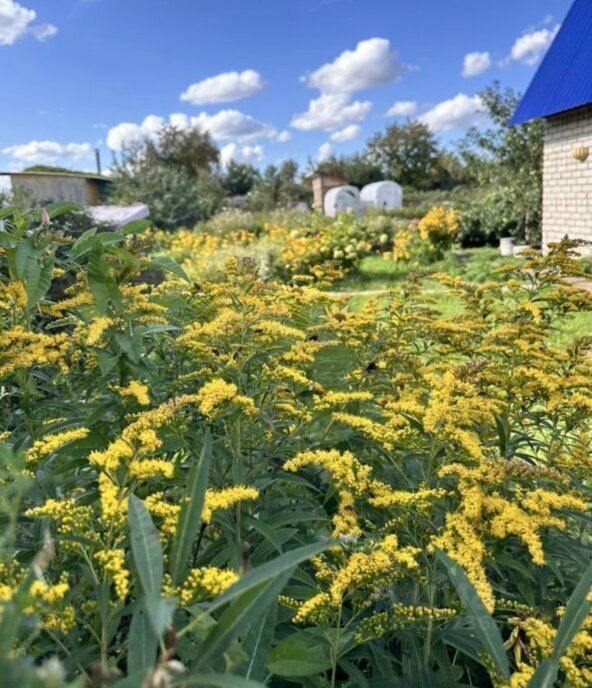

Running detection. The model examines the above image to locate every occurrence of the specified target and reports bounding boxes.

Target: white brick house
[511,0,592,252]
[543,106,592,251]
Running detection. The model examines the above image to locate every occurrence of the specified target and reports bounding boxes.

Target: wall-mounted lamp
[571,146,589,162]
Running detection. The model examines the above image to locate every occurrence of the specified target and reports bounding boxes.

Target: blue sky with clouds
[0,0,573,178]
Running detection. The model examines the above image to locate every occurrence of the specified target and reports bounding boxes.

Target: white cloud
[29,22,57,41]
[304,37,400,94]
[418,93,485,133]
[193,109,277,142]
[220,143,264,167]
[107,110,279,151]
[0,1,57,45]
[0,175,11,191]
[107,115,166,151]
[386,100,418,117]
[462,51,491,77]
[180,69,265,105]
[276,130,292,143]
[509,25,559,66]
[2,140,94,163]
[330,124,362,143]
[291,93,371,132]
[317,142,334,162]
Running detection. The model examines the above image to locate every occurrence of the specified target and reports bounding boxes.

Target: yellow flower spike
[95,548,129,601]
[196,379,256,419]
[128,459,174,480]
[26,427,90,465]
[86,316,114,346]
[98,472,127,527]
[116,380,150,406]
[202,486,260,524]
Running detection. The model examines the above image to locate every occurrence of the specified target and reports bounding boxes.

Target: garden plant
[0,204,591,687]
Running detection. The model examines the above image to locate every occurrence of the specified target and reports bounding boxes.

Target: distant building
[311,174,348,212]
[0,171,113,206]
[511,0,592,252]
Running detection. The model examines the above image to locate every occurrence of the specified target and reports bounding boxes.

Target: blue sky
[0,0,573,180]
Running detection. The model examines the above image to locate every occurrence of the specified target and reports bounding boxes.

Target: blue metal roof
[511,0,592,125]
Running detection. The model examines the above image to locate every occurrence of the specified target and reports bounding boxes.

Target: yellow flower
[95,549,129,600]
[98,472,126,526]
[117,380,150,406]
[165,567,239,606]
[202,486,260,524]
[25,498,93,538]
[26,427,89,465]
[86,316,113,346]
[196,379,255,419]
[128,458,174,480]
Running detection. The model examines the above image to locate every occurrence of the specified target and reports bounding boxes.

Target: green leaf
[105,246,141,267]
[243,601,278,681]
[151,255,190,282]
[176,675,267,688]
[26,252,54,309]
[122,219,152,235]
[179,541,331,643]
[144,594,176,638]
[437,550,510,680]
[528,559,592,688]
[170,431,212,586]
[0,231,19,248]
[127,598,157,677]
[46,201,82,218]
[0,206,18,220]
[88,248,122,313]
[128,495,163,598]
[548,559,592,660]
[267,636,332,677]
[14,238,40,279]
[208,541,331,613]
[69,228,98,259]
[195,570,293,671]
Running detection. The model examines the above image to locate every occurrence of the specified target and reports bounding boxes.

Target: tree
[247,160,311,210]
[314,153,383,189]
[365,121,446,189]
[111,125,223,229]
[24,165,84,174]
[459,81,544,243]
[141,125,219,179]
[221,161,259,196]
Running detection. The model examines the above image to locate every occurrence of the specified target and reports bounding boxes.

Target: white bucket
[500,237,514,256]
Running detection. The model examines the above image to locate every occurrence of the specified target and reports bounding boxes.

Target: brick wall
[543,104,592,253]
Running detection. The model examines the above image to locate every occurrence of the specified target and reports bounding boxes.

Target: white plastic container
[499,237,514,256]
[513,244,532,255]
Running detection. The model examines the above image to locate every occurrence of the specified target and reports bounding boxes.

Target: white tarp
[324,185,362,217]
[360,181,403,211]
[86,204,150,227]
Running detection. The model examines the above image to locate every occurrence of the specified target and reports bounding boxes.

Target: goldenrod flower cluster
[196,379,255,419]
[26,427,90,465]
[95,549,129,600]
[2,209,591,687]
[116,380,150,406]
[164,567,238,606]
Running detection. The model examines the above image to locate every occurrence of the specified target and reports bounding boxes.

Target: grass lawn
[337,247,519,292]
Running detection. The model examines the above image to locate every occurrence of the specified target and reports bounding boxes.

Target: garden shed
[0,171,113,206]
[512,0,592,252]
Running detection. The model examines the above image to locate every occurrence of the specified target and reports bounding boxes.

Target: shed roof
[511,0,592,125]
[0,171,112,183]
